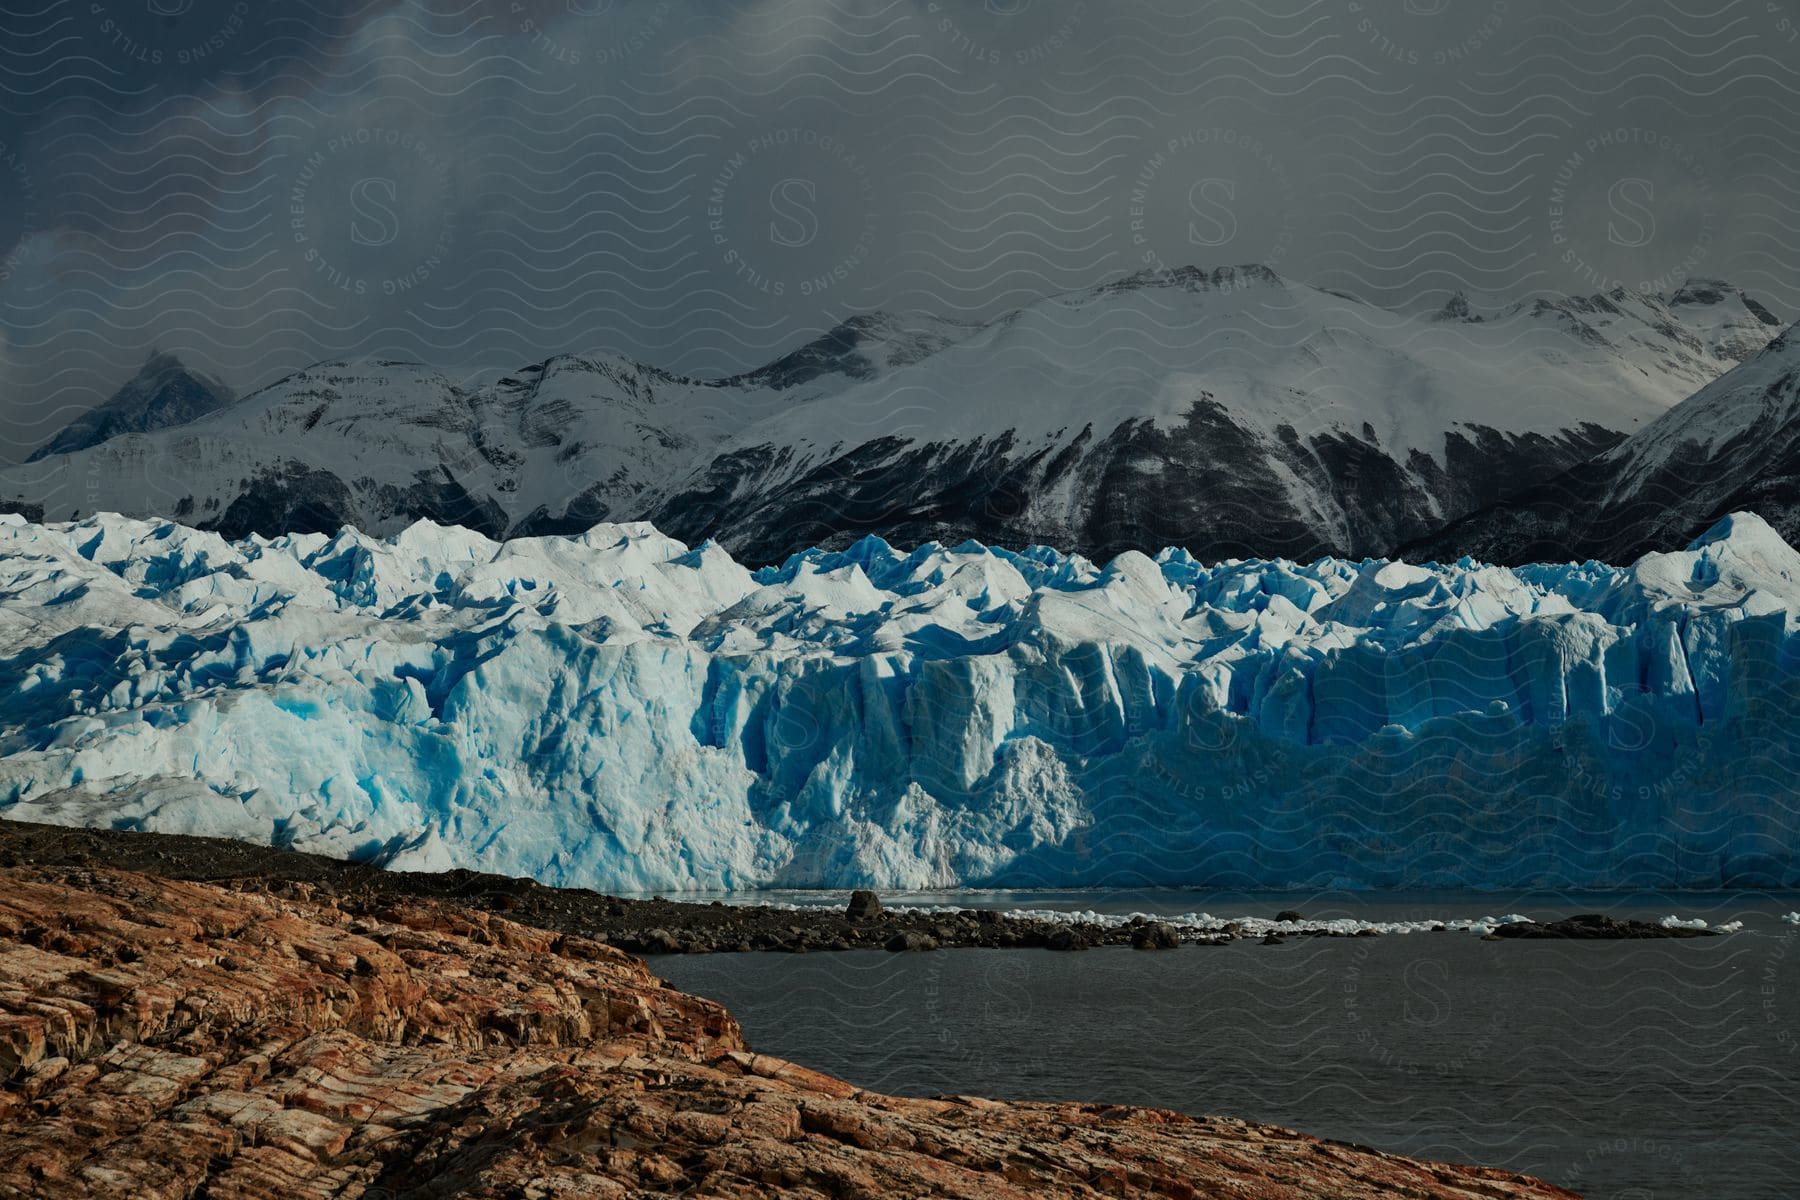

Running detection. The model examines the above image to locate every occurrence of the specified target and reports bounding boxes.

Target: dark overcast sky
[0,0,1796,459]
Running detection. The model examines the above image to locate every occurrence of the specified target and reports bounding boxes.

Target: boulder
[640,927,685,954]
[1130,922,1182,950]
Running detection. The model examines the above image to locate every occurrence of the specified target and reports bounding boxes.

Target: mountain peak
[726,310,978,392]
[1428,292,1483,324]
[1097,263,1287,300]
[135,348,186,377]
[1663,278,1783,325]
[28,351,236,463]
[1665,278,1738,306]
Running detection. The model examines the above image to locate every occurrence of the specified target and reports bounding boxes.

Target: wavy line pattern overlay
[1,5,1798,1200]
[0,0,1796,448]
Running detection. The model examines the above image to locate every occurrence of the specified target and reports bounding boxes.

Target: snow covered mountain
[25,351,236,463]
[0,268,1780,563]
[2,509,1796,891]
[0,314,977,542]
[652,268,1785,563]
[1408,321,1800,565]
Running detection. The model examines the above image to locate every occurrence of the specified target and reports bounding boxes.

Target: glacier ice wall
[1,510,1797,891]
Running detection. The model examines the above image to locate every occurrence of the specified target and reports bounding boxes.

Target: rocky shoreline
[0,856,1588,1198]
[0,820,1718,955]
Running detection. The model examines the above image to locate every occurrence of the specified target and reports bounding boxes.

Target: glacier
[1,509,1797,892]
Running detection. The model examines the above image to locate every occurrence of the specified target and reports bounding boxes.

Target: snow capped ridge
[8,266,1779,567]
[648,266,1785,564]
[3,509,1798,892]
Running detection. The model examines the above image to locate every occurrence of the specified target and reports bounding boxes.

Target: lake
[661,891,1800,1200]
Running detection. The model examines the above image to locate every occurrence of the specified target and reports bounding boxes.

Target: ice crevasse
[0,509,1796,891]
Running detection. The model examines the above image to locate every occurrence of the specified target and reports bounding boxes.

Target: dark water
[661,906,1800,1200]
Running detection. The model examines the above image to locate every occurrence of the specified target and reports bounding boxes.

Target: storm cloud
[0,0,1795,459]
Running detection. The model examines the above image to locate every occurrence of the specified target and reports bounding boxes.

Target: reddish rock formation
[0,866,1581,1199]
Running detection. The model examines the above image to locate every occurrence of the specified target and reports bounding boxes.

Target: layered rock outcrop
[0,865,1580,1199]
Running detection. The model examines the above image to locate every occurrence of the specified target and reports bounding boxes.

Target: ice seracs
[2,510,1798,892]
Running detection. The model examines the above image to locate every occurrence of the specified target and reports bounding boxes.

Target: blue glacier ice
[0,510,1796,891]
